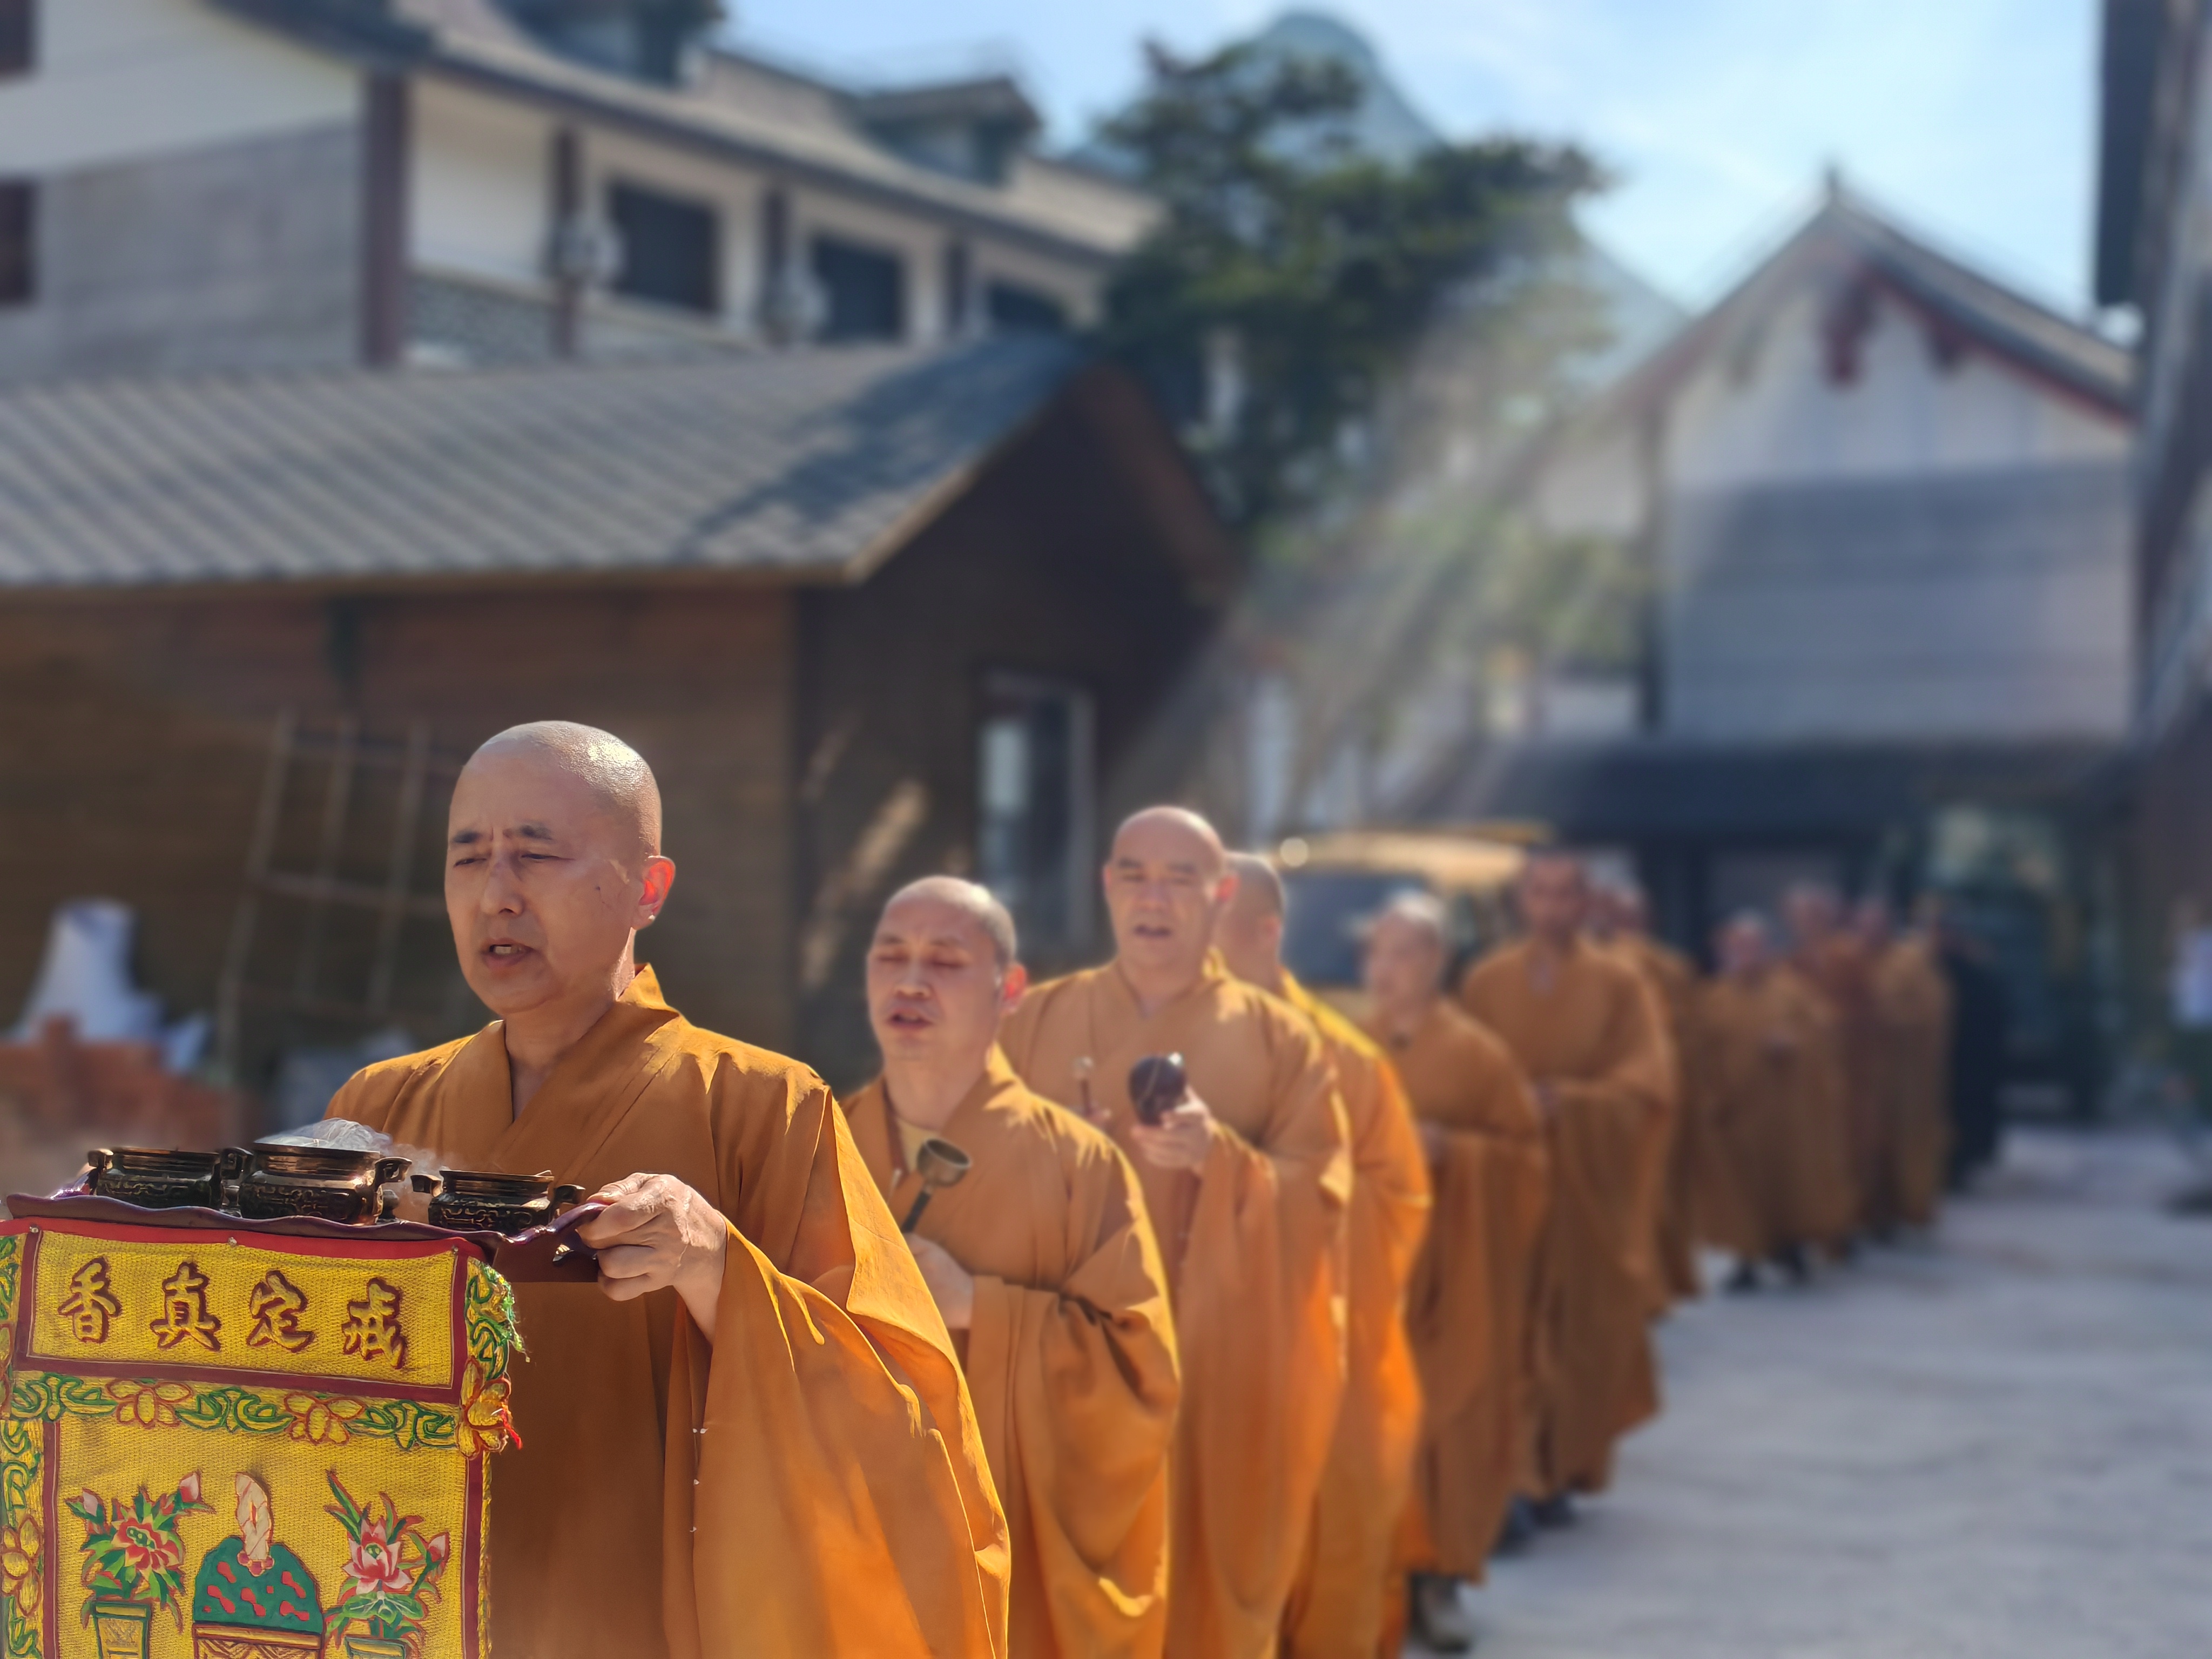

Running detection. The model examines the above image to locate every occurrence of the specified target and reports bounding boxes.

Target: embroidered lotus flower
[455,1365,518,1457]
[107,1380,191,1429]
[346,1516,412,1598]
[282,1392,365,1446]
[1,1515,41,1620]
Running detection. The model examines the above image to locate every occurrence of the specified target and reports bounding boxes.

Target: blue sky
[732,0,2101,314]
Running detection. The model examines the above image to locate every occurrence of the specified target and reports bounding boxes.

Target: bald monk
[1692,913,1827,1287]
[1857,899,1954,1232]
[1781,883,1870,1249]
[1213,855,1429,1659]
[1459,854,1667,1512]
[1000,808,1351,1659]
[328,723,1008,1658]
[1361,895,1547,1655]
[845,878,1179,1659]
[1591,881,1700,1306]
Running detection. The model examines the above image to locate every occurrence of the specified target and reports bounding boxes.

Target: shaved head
[1112,806,1226,874]
[470,721,661,862]
[881,875,1018,967]
[1105,804,1236,998]
[1223,853,1285,919]
[1373,891,1448,950]
[1364,891,1450,1015]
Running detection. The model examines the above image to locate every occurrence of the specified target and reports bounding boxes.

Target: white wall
[0,0,356,172]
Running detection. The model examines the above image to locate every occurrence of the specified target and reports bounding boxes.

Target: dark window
[811,236,905,342]
[0,0,31,78]
[977,676,1094,950]
[0,180,32,307]
[986,280,1065,335]
[608,181,718,314]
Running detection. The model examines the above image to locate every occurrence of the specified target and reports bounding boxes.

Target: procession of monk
[327,720,1961,1657]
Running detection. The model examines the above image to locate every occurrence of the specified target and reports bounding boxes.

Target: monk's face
[1717,921,1769,980]
[445,750,671,1018]
[1212,883,1283,986]
[1518,859,1587,945]
[867,895,1024,1072]
[1363,913,1444,1011]
[1104,817,1235,980]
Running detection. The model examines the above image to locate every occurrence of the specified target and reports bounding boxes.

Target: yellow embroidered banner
[0,1218,519,1659]
[20,1228,461,1399]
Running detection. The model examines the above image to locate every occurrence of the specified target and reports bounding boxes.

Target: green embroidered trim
[463,1258,520,1381]
[1,1414,42,1657]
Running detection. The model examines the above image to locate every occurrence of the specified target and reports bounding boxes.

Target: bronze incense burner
[84,1146,245,1211]
[235,1141,411,1224]
[411,1168,586,1235]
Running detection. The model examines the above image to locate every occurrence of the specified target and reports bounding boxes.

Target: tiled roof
[0,336,1081,590]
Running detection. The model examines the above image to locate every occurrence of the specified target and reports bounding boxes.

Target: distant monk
[1214,854,1430,1659]
[1592,880,1701,1306]
[1001,808,1352,1659]
[328,723,1008,1658]
[1459,853,1668,1513]
[1691,913,1843,1287]
[1361,895,1548,1656]
[1857,898,1954,1231]
[1781,883,1871,1247]
[846,878,1179,1659]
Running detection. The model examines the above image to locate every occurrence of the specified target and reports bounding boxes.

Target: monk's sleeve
[1551,973,1674,1127]
[1178,1017,1353,1621]
[965,1141,1179,1656]
[1361,1061,1434,1302]
[662,1068,1010,1659]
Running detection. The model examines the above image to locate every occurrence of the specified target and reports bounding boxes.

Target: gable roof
[0,337,1156,592]
[1568,184,2132,437]
[215,0,1153,269]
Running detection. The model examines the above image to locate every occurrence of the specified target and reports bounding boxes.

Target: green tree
[1098,40,1602,527]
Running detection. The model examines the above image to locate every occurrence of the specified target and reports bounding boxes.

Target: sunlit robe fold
[1000,956,1351,1659]
[846,1049,1179,1659]
[1460,938,1667,1497]
[328,967,1010,1658]
[1276,976,1431,1659]
[1369,999,1548,1582]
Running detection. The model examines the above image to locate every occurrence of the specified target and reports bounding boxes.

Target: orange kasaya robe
[1691,969,1824,1260]
[1000,955,1352,1659]
[328,967,1010,1659]
[1793,935,1881,1235]
[1460,937,1668,1498]
[1273,975,1431,1659]
[1869,936,1954,1229]
[1782,949,1870,1245]
[1369,999,1548,1584]
[846,1050,1181,1659]
[1770,964,1861,1249]
[1612,933,1702,1306]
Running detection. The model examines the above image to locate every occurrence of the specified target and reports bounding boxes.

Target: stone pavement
[1412,1128,2212,1658]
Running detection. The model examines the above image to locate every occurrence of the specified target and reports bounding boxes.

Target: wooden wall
[0,584,796,1108]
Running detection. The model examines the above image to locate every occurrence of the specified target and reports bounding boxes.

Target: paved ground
[1413,1128,2212,1658]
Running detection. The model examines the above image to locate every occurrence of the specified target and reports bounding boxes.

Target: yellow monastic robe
[1276,975,1431,1659]
[1000,956,1351,1659]
[1777,961,1865,1247]
[1370,999,1548,1583]
[1795,936,1881,1234]
[1690,970,1823,1259]
[1614,934,1701,1306]
[1459,938,1668,1497]
[328,967,1010,1659]
[1870,936,1954,1229]
[846,1050,1180,1659]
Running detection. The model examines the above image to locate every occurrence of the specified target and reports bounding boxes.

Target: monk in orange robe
[1781,883,1871,1247]
[1213,855,1429,1659]
[1593,881,1701,1306]
[1000,808,1351,1659]
[1361,895,1547,1655]
[1459,854,1668,1513]
[1691,912,1832,1286]
[1857,899,1955,1231]
[845,877,1179,1659]
[328,723,1008,1658]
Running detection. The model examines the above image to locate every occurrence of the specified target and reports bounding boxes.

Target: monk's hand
[1131,1095,1214,1172]
[579,1173,731,1345]
[905,1234,975,1331]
